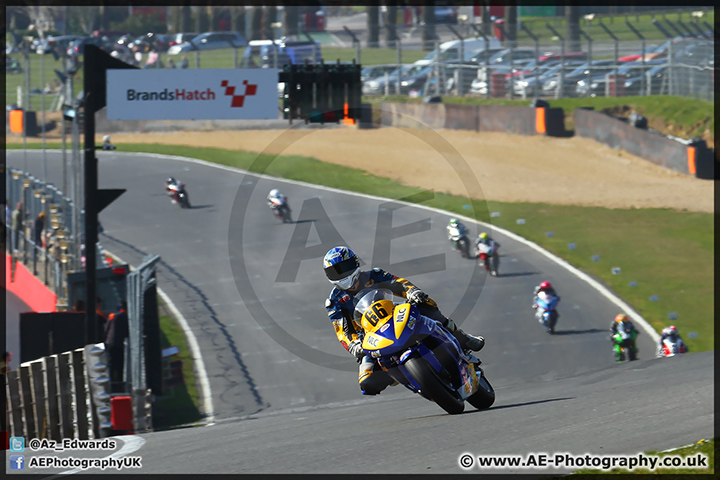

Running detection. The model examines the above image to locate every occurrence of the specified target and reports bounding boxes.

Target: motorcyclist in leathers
[323,246,485,395]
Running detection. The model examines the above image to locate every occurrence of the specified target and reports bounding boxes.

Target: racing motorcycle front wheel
[404,356,465,415]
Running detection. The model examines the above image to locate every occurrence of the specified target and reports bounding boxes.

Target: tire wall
[573,108,715,179]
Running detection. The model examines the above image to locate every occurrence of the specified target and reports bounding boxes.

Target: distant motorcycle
[448,226,471,259]
[476,241,499,276]
[166,183,191,209]
[612,322,638,362]
[656,335,687,358]
[269,197,292,223]
[534,291,559,334]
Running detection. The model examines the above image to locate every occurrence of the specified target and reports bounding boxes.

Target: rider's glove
[348,340,364,360]
[406,288,428,305]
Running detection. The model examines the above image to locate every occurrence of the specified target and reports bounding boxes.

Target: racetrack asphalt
[6,149,713,475]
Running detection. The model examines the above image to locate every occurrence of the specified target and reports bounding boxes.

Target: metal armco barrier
[573,107,715,179]
[5,348,96,440]
[127,254,161,434]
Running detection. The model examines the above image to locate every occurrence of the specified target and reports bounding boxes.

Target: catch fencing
[357,37,713,102]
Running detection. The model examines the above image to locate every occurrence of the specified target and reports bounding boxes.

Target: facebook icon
[10,455,25,470]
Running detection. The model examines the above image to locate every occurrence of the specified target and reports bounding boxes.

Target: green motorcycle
[612,324,638,362]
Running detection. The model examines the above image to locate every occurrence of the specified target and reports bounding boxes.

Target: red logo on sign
[220,80,257,107]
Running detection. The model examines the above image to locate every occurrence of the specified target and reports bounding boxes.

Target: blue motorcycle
[534,291,559,334]
[354,289,495,415]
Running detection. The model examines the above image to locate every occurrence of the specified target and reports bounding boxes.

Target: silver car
[167,31,247,54]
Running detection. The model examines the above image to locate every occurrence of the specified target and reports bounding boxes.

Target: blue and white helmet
[323,246,361,290]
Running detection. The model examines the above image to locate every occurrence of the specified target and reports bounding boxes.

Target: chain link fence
[356,36,713,102]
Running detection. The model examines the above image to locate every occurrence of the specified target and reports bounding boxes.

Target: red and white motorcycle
[656,335,687,357]
[166,182,191,209]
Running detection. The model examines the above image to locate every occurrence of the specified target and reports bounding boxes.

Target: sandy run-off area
[97,126,712,214]
[13,121,713,213]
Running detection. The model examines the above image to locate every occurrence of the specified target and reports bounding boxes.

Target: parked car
[487,48,538,65]
[470,60,534,95]
[672,40,713,66]
[363,64,426,95]
[512,61,585,97]
[361,64,399,82]
[35,35,84,55]
[542,59,616,97]
[536,51,588,65]
[168,32,199,48]
[167,31,247,54]
[623,64,669,95]
[129,32,172,52]
[414,37,502,66]
[434,5,458,24]
[618,43,662,62]
[467,48,504,65]
[575,59,667,97]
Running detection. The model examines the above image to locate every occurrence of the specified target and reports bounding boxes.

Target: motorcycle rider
[532,281,560,310]
[475,232,500,268]
[610,314,639,362]
[476,232,500,251]
[447,218,470,255]
[164,177,185,201]
[657,325,688,356]
[323,246,485,395]
[267,188,290,212]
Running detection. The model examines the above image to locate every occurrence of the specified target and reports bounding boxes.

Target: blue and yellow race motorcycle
[354,289,495,415]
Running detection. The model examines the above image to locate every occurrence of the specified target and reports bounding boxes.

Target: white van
[414,37,502,66]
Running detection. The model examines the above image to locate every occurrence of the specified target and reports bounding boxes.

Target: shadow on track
[552,329,605,336]
[494,271,538,278]
[481,396,575,412]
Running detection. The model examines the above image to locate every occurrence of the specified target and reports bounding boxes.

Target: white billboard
[107,68,279,120]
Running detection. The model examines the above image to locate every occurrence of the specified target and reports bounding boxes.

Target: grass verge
[570,437,714,475]
[152,298,203,430]
[7,141,713,353]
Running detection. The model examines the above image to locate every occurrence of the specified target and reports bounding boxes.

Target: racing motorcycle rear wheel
[405,356,465,414]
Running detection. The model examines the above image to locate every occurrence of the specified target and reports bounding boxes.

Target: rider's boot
[446,319,485,352]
